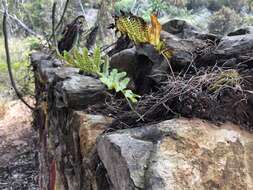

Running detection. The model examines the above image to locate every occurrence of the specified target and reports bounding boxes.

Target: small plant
[111,12,173,59]
[62,47,140,103]
[63,47,102,74]
[208,7,243,35]
[114,0,136,14]
[100,60,140,103]
[208,70,242,92]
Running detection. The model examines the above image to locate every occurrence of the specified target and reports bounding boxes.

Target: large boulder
[97,118,253,190]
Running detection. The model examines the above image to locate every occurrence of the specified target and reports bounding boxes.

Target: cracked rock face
[97,118,253,190]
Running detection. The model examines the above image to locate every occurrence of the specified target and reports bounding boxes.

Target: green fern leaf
[123,89,140,103]
[63,51,74,65]
[93,46,102,73]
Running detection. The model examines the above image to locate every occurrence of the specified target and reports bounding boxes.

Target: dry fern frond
[115,12,149,43]
[148,14,162,50]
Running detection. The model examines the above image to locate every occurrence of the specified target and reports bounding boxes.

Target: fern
[113,12,173,59]
[62,47,140,103]
[93,46,102,73]
[99,61,140,103]
[115,13,149,44]
[63,46,102,74]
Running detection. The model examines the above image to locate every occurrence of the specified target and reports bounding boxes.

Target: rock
[97,133,154,190]
[228,26,253,36]
[162,19,199,39]
[54,74,106,109]
[78,113,112,158]
[76,112,112,190]
[97,118,253,190]
[162,19,219,42]
[110,48,139,78]
[30,52,50,65]
[110,46,159,93]
[215,34,253,57]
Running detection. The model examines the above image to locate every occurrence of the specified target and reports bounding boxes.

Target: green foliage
[115,0,135,14]
[166,0,187,7]
[100,61,140,103]
[115,13,149,43]
[25,36,41,50]
[63,47,102,74]
[7,0,53,35]
[0,37,35,96]
[208,7,243,35]
[208,70,242,92]
[165,5,193,18]
[207,0,247,12]
[149,0,168,13]
[243,15,253,25]
[62,47,140,103]
[186,0,209,10]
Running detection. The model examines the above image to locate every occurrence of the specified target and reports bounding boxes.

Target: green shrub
[115,0,136,14]
[208,7,243,35]
[99,61,140,103]
[243,15,253,25]
[186,0,208,10]
[207,0,247,12]
[165,0,187,7]
[0,37,35,97]
[166,5,193,18]
[25,36,41,50]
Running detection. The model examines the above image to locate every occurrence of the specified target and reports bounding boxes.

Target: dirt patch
[0,98,38,190]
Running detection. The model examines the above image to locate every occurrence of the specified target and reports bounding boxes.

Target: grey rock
[228,26,253,36]
[97,118,253,190]
[97,133,154,190]
[162,19,199,39]
[215,34,253,57]
[54,74,106,109]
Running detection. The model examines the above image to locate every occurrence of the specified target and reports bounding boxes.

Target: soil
[0,99,38,190]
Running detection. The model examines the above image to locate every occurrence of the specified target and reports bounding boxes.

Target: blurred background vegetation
[0,0,253,100]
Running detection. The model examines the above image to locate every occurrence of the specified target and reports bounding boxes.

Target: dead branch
[52,2,57,47]
[0,9,39,37]
[3,11,34,110]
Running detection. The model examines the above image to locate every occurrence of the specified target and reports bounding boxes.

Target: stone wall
[31,52,253,190]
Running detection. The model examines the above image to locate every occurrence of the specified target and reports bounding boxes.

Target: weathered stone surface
[162,19,200,39]
[54,74,106,109]
[97,133,154,190]
[162,19,219,42]
[97,118,253,190]
[215,34,253,57]
[31,52,110,190]
[76,112,112,190]
[228,26,253,36]
[78,113,112,158]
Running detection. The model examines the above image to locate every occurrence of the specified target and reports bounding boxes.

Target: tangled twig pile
[89,66,253,131]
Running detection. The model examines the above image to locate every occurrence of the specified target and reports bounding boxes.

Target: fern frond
[93,46,102,73]
[113,12,174,60]
[115,12,149,44]
[63,51,74,65]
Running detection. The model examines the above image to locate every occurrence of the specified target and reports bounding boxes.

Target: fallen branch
[0,9,39,37]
